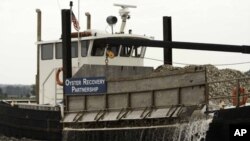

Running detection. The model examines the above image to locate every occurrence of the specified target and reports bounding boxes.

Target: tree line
[0,84,35,99]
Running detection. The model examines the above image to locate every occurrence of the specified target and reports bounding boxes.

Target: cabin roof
[36,30,153,45]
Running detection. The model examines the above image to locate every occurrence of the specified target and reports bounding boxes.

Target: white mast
[77,0,81,67]
[114,4,137,34]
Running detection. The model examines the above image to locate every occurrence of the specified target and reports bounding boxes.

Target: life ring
[106,50,115,59]
[232,87,248,106]
[56,68,63,86]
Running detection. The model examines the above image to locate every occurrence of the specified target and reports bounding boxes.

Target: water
[0,135,42,141]
[62,118,212,141]
[172,118,212,141]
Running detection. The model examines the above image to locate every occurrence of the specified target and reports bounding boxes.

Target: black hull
[206,105,250,141]
[0,102,62,141]
[1,101,250,141]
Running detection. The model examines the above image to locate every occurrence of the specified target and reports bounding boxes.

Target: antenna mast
[114,4,137,34]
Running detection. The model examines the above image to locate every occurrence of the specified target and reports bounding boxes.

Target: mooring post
[163,16,172,65]
[61,9,72,111]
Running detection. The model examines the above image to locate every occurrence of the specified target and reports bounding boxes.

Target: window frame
[91,40,106,56]
[41,43,54,60]
[71,42,78,58]
[131,46,143,58]
[120,45,133,57]
[81,40,90,57]
[55,42,62,59]
[55,42,79,59]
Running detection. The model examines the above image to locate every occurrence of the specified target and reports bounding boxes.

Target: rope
[144,57,250,67]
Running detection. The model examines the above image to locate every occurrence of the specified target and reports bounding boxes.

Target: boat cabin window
[132,46,143,57]
[120,45,132,57]
[41,44,53,60]
[91,38,145,57]
[55,43,62,59]
[81,40,89,57]
[55,42,78,59]
[71,42,78,58]
[91,40,105,56]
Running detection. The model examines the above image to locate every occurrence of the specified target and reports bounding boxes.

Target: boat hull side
[0,102,62,141]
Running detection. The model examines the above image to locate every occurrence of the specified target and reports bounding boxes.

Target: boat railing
[54,67,80,103]
[42,66,81,105]
[205,77,250,113]
[16,103,60,111]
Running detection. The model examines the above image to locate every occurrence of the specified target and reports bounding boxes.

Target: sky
[0,0,250,84]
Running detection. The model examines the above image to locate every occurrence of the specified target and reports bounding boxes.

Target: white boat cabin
[37,31,151,105]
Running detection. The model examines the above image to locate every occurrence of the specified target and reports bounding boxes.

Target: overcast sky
[0,0,250,84]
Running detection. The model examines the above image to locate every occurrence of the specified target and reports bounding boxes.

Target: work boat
[1,3,250,141]
[59,5,206,141]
